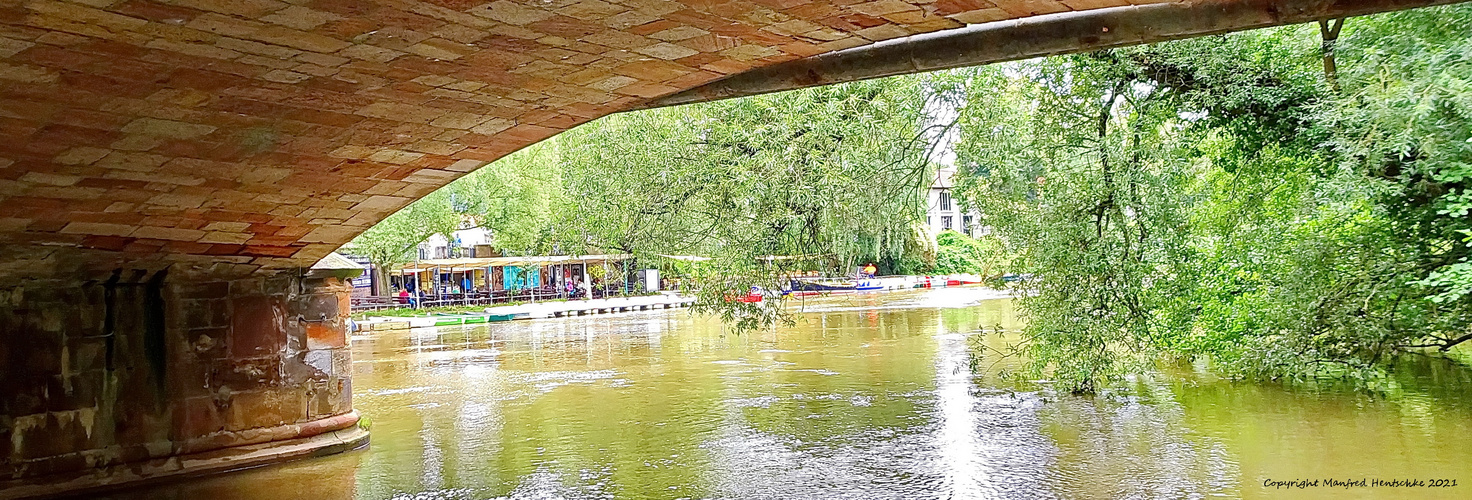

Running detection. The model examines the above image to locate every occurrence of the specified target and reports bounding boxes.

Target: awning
[390,254,634,271]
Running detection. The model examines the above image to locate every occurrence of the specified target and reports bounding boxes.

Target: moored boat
[790,279,858,292]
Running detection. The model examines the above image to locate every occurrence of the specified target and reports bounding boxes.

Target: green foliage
[954,51,1200,391]
[446,143,563,252]
[1326,6,1472,307]
[551,78,935,262]
[933,230,1008,275]
[954,6,1472,391]
[547,77,944,311]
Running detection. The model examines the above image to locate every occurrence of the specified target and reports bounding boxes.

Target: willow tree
[548,77,948,327]
[1160,9,1472,379]
[445,141,564,254]
[953,54,1201,392]
[955,5,1472,391]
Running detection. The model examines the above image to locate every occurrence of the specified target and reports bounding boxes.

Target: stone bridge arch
[0,0,1462,496]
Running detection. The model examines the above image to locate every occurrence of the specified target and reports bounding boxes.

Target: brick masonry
[0,0,1175,278]
[0,266,356,482]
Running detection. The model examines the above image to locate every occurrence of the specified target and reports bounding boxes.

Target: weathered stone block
[176,395,228,439]
[211,356,282,389]
[112,393,171,447]
[229,277,265,296]
[309,374,352,419]
[294,289,340,322]
[226,389,303,431]
[187,327,229,360]
[183,298,229,329]
[263,273,294,295]
[169,357,213,401]
[67,337,108,372]
[177,281,231,299]
[307,381,333,419]
[12,412,90,460]
[302,349,333,377]
[229,295,285,357]
[305,321,345,349]
[43,373,101,412]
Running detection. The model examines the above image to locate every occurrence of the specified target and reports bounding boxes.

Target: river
[102,288,1471,499]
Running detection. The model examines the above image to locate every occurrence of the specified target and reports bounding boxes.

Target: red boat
[725,287,765,303]
[733,293,763,303]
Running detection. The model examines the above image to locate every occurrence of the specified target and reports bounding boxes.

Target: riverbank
[353,293,696,332]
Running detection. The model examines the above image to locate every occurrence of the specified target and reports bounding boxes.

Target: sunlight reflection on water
[101,288,1472,500]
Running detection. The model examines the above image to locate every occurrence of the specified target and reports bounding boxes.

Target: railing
[350,286,620,312]
[350,296,403,311]
[792,276,861,284]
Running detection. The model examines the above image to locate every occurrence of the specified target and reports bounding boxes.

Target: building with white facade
[919,86,984,238]
[926,167,984,236]
[417,227,495,260]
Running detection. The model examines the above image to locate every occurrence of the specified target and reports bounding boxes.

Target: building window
[942,216,953,230]
[939,192,952,211]
[963,215,973,235]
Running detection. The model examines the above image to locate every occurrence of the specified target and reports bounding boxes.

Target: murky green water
[105,289,1471,499]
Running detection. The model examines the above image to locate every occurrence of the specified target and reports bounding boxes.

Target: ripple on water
[104,289,1472,500]
[509,369,619,384]
[360,386,435,397]
[726,395,780,408]
[787,368,840,376]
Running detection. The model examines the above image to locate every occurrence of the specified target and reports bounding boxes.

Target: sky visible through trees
[347,5,1472,392]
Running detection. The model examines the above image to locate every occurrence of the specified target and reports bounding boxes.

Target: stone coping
[0,412,367,500]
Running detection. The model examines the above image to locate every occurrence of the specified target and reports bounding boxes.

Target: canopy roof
[310,252,365,271]
[391,254,632,272]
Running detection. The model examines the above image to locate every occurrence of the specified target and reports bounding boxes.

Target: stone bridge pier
[0,0,1463,496]
[0,262,365,498]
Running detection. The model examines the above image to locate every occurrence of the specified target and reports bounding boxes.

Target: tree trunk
[372,265,389,297]
[1094,89,1122,239]
[1319,18,1345,93]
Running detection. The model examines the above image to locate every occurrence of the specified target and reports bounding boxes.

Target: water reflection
[100,289,1472,500]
